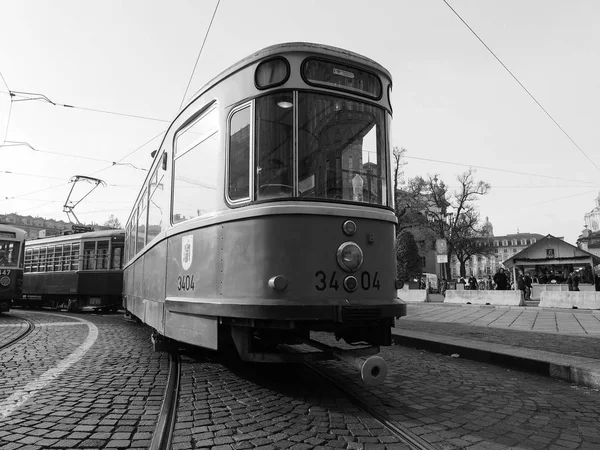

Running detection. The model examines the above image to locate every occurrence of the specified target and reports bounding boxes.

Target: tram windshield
[254,92,387,205]
[0,240,20,266]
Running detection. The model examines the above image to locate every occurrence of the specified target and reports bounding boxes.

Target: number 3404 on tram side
[123,42,406,385]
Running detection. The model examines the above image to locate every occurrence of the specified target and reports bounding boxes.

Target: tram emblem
[182,235,193,271]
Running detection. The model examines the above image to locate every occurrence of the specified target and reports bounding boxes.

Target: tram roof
[0,224,27,240]
[184,42,393,112]
[25,229,125,245]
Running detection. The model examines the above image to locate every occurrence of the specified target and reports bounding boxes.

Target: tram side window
[96,241,109,269]
[127,211,137,260]
[71,243,80,271]
[31,248,39,273]
[39,247,47,272]
[111,244,123,269]
[173,105,219,224]
[46,246,54,272]
[62,244,72,271]
[24,248,32,272]
[147,163,166,244]
[228,106,251,202]
[255,93,293,200]
[54,245,63,271]
[83,242,95,270]
[136,189,147,252]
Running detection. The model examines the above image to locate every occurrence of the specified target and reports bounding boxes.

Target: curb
[391,329,600,389]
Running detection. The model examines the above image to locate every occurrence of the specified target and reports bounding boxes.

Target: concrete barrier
[539,291,600,309]
[444,290,524,306]
[397,287,429,303]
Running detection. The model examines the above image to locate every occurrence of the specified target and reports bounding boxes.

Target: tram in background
[123,42,406,384]
[17,229,124,312]
[0,224,26,313]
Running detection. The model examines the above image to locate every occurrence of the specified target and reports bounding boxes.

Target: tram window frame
[96,240,109,270]
[46,246,55,272]
[39,247,47,272]
[147,158,166,245]
[71,243,80,271]
[111,243,124,270]
[227,103,252,204]
[172,102,220,224]
[136,187,148,252]
[62,244,72,271]
[254,57,290,90]
[301,58,383,100]
[82,242,96,270]
[24,248,32,272]
[31,247,39,273]
[54,245,63,271]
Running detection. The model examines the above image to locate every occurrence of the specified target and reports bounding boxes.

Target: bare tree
[103,214,122,229]
[421,169,492,279]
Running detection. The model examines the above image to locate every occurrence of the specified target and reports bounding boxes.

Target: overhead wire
[404,155,600,186]
[441,0,600,173]
[8,90,170,123]
[178,0,222,110]
[0,72,14,144]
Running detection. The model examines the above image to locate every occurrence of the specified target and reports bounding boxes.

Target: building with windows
[448,217,545,279]
[0,213,72,239]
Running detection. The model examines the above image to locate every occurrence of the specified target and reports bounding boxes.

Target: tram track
[0,315,35,352]
[305,362,438,450]
[150,351,181,450]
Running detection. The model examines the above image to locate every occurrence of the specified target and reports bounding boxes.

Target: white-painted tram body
[123,43,406,374]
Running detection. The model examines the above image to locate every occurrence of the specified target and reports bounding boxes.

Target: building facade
[0,213,113,239]
[448,217,545,279]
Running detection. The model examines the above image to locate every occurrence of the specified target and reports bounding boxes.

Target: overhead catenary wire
[7,90,170,123]
[178,0,221,110]
[0,72,14,144]
[441,0,600,174]
[405,155,600,186]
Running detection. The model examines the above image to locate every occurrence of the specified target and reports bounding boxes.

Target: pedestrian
[567,272,574,291]
[440,277,447,297]
[517,272,526,298]
[468,275,477,290]
[572,271,580,292]
[493,268,508,290]
[486,275,493,290]
[524,272,532,300]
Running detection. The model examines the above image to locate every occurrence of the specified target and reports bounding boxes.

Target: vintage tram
[123,42,406,383]
[19,229,124,312]
[0,224,27,313]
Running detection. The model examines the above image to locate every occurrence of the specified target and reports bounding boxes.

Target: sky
[1,0,599,244]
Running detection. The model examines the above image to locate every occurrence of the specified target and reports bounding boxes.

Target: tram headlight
[336,242,363,273]
[0,276,10,287]
[342,220,357,236]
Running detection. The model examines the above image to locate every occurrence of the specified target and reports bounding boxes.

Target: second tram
[123,42,406,383]
[19,229,125,312]
[0,224,26,313]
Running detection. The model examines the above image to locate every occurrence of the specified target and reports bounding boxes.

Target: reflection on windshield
[298,93,386,205]
[255,92,294,200]
[0,241,20,266]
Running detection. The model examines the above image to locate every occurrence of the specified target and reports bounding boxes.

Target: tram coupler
[298,337,388,386]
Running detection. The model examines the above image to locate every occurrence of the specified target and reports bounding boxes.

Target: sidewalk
[392,302,600,389]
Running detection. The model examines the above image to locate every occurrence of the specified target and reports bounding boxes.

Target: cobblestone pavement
[312,334,600,450]
[0,313,29,344]
[173,351,410,450]
[405,303,600,338]
[0,309,169,449]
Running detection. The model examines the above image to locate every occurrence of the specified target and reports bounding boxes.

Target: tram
[123,42,406,383]
[19,229,124,312]
[0,224,27,313]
